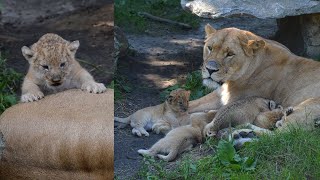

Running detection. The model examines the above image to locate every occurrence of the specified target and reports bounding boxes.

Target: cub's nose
[206,60,219,75]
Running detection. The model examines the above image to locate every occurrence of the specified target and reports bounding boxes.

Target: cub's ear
[21,46,34,62]
[239,37,265,56]
[68,40,80,53]
[185,90,191,99]
[205,24,217,37]
[166,95,174,104]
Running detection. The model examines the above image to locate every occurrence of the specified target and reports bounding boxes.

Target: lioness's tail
[114,116,131,124]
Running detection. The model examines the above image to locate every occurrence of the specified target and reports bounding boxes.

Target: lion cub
[115,89,191,137]
[138,110,216,161]
[20,33,106,102]
[204,97,293,137]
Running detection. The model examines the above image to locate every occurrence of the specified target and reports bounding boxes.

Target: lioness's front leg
[189,91,222,113]
[76,68,106,94]
[21,77,44,102]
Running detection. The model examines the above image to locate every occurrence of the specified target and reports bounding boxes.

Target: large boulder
[181,0,320,19]
[0,89,114,179]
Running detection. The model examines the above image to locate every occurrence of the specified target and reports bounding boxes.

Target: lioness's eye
[226,52,235,57]
[42,65,49,70]
[60,62,66,67]
[207,46,213,51]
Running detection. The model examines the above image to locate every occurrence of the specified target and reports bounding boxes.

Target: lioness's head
[202,24,266,89]
[21,33,79,87]
[166,88,191,112]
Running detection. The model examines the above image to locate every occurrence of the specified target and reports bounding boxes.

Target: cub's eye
[41,65,49,70]
[226,52,235,57]
[60,62,66,68]
[207,46,213,51]
[179,102,183,105]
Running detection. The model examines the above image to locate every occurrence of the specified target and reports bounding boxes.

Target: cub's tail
[114,116,131,124]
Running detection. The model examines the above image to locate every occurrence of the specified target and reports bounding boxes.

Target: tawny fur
[21,33,106,103]
[115,89,191,136]
[0,89,113,179]
[204,97,290,137]
[188,25,320,130]
[138,111,216,161]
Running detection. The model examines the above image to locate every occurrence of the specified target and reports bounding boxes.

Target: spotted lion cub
[138,110,216,161]
[115,89,191,137]
[20,33,106,102]
[204,97,293,137]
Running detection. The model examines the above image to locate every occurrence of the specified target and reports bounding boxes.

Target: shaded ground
[0,1,114,95]
[114,17,278,179]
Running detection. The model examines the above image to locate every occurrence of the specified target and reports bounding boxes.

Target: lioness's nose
[206,60,219,75]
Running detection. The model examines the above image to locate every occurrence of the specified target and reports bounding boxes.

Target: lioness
[204,97,293,137]
[21,33,106,102]
[115,89,191,136]
[138,110,216,161]
[188,24,320,130]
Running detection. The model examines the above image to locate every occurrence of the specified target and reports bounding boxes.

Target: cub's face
[202,25,265,89]
[166,89,191,113]
[22,33,79,87]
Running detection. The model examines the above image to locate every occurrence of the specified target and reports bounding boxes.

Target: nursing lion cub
[115,89,191,137]
[21,33,106,102]
[204,97,293,137]
[138,110,216,161]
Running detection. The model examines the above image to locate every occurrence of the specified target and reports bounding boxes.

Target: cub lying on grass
[115,89,191,136]
[204,97,293,137]
[138,110,216,161]
[21,33,106,103]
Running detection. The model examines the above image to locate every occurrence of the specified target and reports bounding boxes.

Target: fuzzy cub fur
[138,110,216,161]
[204,97,293,137]
[21,33,106,102]
[115,89,191,136]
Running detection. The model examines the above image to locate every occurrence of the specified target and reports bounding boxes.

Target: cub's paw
[81,82,106,94]
[132,128,149,137]
[21,91,44,103]
[275,119,283,128]
[268,100,277,110]
[137,149,151,156]
[152,123,170,134]
[285,107,294,116]
[203,125,216,137]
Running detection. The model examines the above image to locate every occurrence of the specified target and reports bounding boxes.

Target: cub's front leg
[21,77,44,103]
[76,68,106,94]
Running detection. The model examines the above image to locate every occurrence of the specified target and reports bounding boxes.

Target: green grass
[138,128,320,179]
[115,0,200,33]
[0,53,22,114]
[113,72,133,101]
[160,70,213,101]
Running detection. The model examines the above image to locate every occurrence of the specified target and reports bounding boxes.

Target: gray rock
[182,0,320,19]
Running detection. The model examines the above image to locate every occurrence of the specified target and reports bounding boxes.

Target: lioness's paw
[81,82,106,94]
[285,107,294,116]
[21,91,44,103]
[203,125,216,137]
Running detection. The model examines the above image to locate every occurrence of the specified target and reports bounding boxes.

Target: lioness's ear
[21,46,34,62]
[68,40,80,53]
[205,24,217,37]
[240,38,265,56]
[248,40,265,50]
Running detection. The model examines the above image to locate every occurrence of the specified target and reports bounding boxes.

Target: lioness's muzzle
[206,60,220,75]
